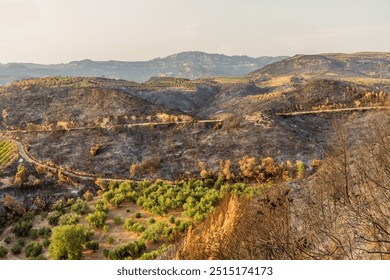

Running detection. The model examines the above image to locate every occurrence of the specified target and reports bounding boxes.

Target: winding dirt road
[276,106,390,116]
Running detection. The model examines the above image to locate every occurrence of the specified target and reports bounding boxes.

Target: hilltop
[250,52,390,80]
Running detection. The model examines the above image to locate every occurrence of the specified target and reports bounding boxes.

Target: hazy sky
[0,0,389,63]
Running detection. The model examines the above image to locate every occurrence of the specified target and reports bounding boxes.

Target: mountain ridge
[0,51,287,85]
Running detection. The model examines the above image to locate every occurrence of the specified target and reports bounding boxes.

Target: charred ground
[0,52,389,260]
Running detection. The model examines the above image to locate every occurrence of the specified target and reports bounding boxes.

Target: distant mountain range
[0,51,287,85]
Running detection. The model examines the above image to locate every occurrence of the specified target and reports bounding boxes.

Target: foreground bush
[49,225,86,260]
[25,242,42,258]
[12,212,34,237]
[0,246,8,258]
[108,241,146,260]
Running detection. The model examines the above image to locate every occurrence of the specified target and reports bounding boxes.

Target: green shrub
[113,215,122,225]
[51,200,65,213]
[135,212,141,219]
[12,213,34,237]
[131,223,146,235]
[168,215,175,224]
[139,251,160,260]
[123,219,146,235]
[18,238,25,247]
[108,241,146,260]
[42,238,51,248]
[139,245,168,260]
[163,227,174,241]
[0,246,8,258]
[177,221,192,232]
[106,236,115,245]
[86,211,107,228]
[94,200,109,213]
[103,249,110,258]
[71,198,90,214]
[85,241,99,252]
[48,211,63,226]
[149,218,156,224]
[140,222,168,243]
[25,242,42,258]
[49,225,86,260]
[84,227,94,242]
[38,227,51,238]
[102,190,115,202]
[174,219,181,227]
[67,198,75,206]
[123,218,135,230]
[59,213,81,226]
[11,244,22,255]
[29,229,39,240]
[110,193,125,208]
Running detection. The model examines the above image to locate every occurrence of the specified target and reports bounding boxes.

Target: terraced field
[0,139,17,168]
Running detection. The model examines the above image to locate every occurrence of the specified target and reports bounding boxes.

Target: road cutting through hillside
[276,106,390,116]
[12,140,136,183]
[0,119,222,184]
[0,119,222,134]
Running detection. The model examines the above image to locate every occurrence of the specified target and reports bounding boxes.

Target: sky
[0,0,389,64]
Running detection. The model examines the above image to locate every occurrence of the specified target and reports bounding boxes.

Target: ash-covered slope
[0,77,185,130]
[1,50,389,181]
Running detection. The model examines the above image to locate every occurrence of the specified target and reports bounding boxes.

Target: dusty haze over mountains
[0,0,389,64]
[0,52,287,85]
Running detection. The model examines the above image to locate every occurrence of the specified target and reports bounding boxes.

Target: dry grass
[256,75,294,87]
[339,77,390,86]
[212,77,251,84]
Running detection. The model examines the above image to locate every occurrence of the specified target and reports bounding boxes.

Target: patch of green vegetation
[49,224,86,260]
[0,246,8,258]
[108,241,146,260]
[4,177,260,260]
[28,76,94,88]
[145,77,196,90]
[139,245,169,260]
[25,242,42,258]
[0,139,17,168]
[12,212,35,237]
[86,200,108,228]
[213,76,251,84]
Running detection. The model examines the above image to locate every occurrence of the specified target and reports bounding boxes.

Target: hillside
[1,55,389,181]
[250,52,390,80]
[0,51,287,85]
[0,52,389,260]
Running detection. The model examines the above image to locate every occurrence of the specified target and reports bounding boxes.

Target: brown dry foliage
[129,158,161,178]
[1,194,25,216]
[172,185,303,260]
[295,113,390,259]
